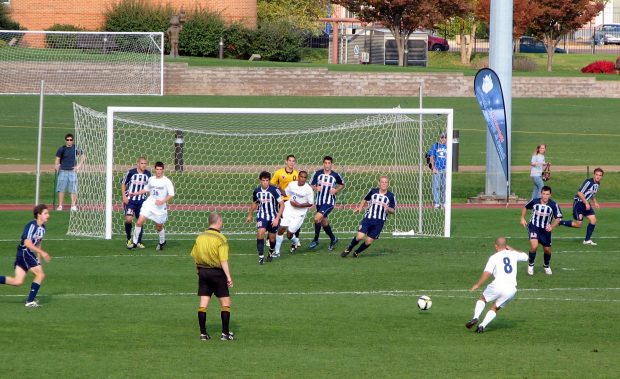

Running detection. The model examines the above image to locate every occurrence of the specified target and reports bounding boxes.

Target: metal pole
[35,80,45,205]
[219,37,224,59]
[174,130,184,172]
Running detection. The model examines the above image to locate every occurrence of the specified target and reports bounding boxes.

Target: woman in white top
[530,144,546,200]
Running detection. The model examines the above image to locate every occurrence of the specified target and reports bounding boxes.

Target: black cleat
[352,251,360,258]
[200,333,211,341]
[266,252,272,263]
[220,331,235,341]
[340,248,351,257]
[156,241,167,251]
[290,243,298,254]
[476,325,485,333]
[465,318,478,329]
[328,237,339,251]
[258,255,265,265]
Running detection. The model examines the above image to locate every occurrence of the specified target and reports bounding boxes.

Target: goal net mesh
[0,31,163,95]
[71,104,451,238]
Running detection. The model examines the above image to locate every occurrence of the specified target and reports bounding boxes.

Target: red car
[428,34,449,51]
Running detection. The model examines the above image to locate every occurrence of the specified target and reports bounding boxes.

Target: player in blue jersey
[121,157,152,249]
[308,156,345,251]
[0,204,51,307]
[246,171,284,265]
[428,132,448,208]
[559,168,604,246]
[341,176,396,258]
[520,186,563,276]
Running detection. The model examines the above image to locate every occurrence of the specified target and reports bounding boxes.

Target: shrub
[512,56,537,72]
[0,4,23,30]
[252,20,303,62]
[224,22,253,59]
[581,60,616,74]
[104,0,173,33]
[178,9,226,57]
[45,24,85,49]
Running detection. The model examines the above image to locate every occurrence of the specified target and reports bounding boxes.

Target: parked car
[593,24,620,45]
[428,34,449,51]
[519,36,566,54]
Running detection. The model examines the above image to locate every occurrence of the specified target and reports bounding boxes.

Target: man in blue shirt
[246,171,284,264]
[54,133,85,211]
[559,168,604,245]
[309,156,345,251]
[0,204,51,307]
[428,133,448,209]
[121,157,151,249]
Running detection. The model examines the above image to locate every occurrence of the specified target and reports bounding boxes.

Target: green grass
[1,208,618,377]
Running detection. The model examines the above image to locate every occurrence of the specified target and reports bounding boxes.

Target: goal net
[71,104,453,239]
[0,31,163,95]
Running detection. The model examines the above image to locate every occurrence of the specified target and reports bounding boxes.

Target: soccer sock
[124,222,132,240]
[559,220,572,227]
[585,223,596,241]
[480,310,497,328]
[133,226,142,244]
[27,282,41,303]
[158,228,165,244]
[291,236,300,246]
[347,237,360,251]
[543,253,551,267]
[138,229,144,244]
[528,251,537,265]
[198,307,207,335]
[257,238,265,256]
[313,222,321,241]
[323,224,335,241]
[268,239,275,253]
[221,306,231,334]
[0,276,5,284]
[355,243,370,254]
[473,300,485,319]
[295,229,301,238]
[275,234,284,253]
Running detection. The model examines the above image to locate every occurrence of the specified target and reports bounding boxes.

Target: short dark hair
[286,154,296,160]
[155,161,164,169]
[65,133,74,140]
[259,171,271,180]
[323,155,333,163]
[298,170,308,178]
[594,167,604,175]
[33,204,48,218]
[541,185,552,193]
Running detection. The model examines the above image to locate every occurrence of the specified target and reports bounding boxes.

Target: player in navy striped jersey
[341,176,396,258]
[309,156,345,251]
[246,171,284,265]
[520,186,563,275]
[121,157,151,249]
[559,168,604,246]
[0,204,51,307]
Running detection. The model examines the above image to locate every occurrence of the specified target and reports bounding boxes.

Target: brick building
[3,0,257,30]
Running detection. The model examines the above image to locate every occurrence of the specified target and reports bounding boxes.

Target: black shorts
[528,224,552,247]
[197,267,229,298]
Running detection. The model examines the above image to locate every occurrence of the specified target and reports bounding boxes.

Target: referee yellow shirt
[271,168,299,200]
[190,229,229,268]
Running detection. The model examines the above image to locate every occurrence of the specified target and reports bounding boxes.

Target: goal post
[72,104,453,239]
[0,30,164,95]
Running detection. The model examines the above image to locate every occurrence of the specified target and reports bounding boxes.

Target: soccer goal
[0,30,163,95]
[71,104,453,239]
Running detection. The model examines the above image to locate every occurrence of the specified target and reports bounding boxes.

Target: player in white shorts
[273,170,314,257]
[465,236,528,333]
[128,161,175,251]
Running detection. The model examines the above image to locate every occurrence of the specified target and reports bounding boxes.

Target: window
[0,0,10,5]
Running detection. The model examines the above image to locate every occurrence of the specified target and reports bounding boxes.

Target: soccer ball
[417,295,432,310]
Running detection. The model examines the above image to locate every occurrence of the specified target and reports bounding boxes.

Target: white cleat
[583,240,597,246]
[527,265,534,276]
[544,266,553,275]
[25,300,41,308]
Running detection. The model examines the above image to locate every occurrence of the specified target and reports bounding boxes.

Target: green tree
[332,0,469,66]
[257,0,330,32]
[0,4,23,30]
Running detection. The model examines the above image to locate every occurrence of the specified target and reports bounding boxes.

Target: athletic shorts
[256,218,278,234]
[315,204,335,217]
[140,201,168,225]
[197,267,229,298]
[280,212,307,233]
[482,282,517,309]
[124,200,145,217]
[56,170,78,193]
[572,201,594,221]
[358,218,386,239]
[528,224,552,247]
[14,248,40,272]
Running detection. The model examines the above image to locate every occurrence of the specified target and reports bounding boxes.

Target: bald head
[495,237,507,250]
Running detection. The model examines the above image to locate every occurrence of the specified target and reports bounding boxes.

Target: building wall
[8,0,257,30]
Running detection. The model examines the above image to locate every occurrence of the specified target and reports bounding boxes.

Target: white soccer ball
[417,295,432,310]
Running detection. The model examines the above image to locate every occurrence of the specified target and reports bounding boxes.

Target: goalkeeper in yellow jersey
[271,154,302,251]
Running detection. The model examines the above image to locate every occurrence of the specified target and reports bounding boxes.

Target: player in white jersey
[273,170,314,257]
[128,161,175,251]
[465,237,528,333]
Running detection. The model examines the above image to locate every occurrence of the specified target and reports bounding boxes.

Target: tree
[477,0,604,72]
[257,0,330,32]
[332,0,469,66]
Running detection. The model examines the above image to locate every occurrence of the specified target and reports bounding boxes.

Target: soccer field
[1,208,619,378]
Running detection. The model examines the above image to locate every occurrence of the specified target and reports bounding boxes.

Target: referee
[190,212,234,341]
